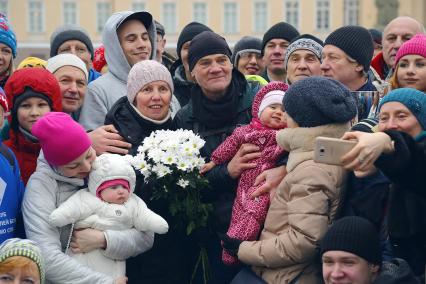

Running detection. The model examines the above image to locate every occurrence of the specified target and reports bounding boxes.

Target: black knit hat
[283,76,357,127]
[50,25,94,59]
[261,22,299,55]
[176,22,213,59]
[321,216,382,265]
[324,25,374,72]
[368,28,382,45]
[188,31,232,71]
[232,36,262,66]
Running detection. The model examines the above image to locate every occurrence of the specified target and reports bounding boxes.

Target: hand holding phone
[314,137,357,166]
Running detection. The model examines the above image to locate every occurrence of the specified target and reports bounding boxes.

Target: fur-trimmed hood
[277,123,351,172]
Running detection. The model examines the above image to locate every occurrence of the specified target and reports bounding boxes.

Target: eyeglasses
[239,52,262,60]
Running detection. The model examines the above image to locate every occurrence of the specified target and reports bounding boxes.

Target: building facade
[2,0,425,63]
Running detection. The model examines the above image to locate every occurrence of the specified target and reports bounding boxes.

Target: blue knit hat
[283,76,357,127]
[0,238,45,283]
[0,14,17,58]
[379,88,426,130]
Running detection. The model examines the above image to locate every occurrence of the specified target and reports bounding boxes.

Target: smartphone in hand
[314,137,357,166]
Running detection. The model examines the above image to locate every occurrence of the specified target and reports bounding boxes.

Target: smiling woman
[390,33,426,92]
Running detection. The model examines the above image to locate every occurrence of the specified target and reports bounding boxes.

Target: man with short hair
[371,16,425,80]
[154,20,175,70]
[322,26,375,92]
[321,216,420,284]
[50,25,100,83]
[261,22,299,82]
[46,53,88,121]
[284,34,323,85]
[232,36,264,76]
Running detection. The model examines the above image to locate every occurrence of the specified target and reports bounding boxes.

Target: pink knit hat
[31,112,92,166]
[96,179,130,199]
[394,33,426,67]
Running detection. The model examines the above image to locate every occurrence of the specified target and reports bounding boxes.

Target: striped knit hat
[0,238,45,283]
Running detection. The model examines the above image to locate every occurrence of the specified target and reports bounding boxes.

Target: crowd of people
[0,7,425,284]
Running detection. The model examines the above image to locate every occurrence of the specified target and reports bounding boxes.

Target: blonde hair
[0,256,40,281]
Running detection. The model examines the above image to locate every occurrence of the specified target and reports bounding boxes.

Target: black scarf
[191,69,247,129]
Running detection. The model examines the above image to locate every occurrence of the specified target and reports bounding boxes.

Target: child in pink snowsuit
[201,81,288,265]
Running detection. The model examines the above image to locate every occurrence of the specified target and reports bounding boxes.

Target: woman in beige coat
[223,76,358,284]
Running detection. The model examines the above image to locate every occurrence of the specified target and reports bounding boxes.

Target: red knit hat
[96,179,130,200]
[31,112,91,166]
[5,68,62,130]
[93,45,106,72]
[394,33,426,67]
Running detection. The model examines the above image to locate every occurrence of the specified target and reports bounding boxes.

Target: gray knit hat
[232,36,262,66]
[127,60,174,104]
[283,76,357,127]
[0,238,45,283]
[284,34,323,68]
[50,25,94,59]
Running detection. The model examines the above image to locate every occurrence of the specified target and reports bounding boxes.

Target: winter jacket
[374,130,426,277]
[88,68,101,83]
[238,123,350,284]
[22,153,154,284]
[79,11,157,131]
[170,60,195,107]
[374,258,421,284]
[371,52,392,80]
[210,82,287,265]
[0,141,25,243]
[105,97,196,284]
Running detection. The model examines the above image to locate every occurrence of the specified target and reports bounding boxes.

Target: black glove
[219,233,243,257]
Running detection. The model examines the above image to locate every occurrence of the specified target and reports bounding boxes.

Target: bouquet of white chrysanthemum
[127,129,212,236]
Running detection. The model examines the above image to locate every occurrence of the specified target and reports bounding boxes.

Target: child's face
[100,185,130,204]
[260,103,286,129]
[17,97,51,132]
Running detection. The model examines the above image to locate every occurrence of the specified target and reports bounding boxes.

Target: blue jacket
[0,141,25,243]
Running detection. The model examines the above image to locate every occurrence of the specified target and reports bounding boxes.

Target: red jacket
[371,51,387,80]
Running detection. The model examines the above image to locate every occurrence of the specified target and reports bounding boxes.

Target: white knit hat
[46,53,88,80]
[126,60,174,104]
[258,90,285,118]
[88,153,136,197]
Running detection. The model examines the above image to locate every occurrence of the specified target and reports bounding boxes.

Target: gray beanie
[283,76,357,127]
[0,238,45,283]
[127,60,174,104]
[232,36,262,66]
[50,25,94,59]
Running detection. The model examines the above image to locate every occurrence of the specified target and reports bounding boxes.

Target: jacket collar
[277,123,350,172]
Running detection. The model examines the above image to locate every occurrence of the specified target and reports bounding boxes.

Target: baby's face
[260,103,286,129]
[100,185,130,204]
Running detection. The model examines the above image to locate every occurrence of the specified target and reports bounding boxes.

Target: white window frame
[252,0,268,33]
[162,2,178,34]
[62,0,78,26]
[96,1,111,33]
[284,0,299,30]
[0,0,9,18]
[223,2,239,34]
[344,0,359,25]
[192,2,208,25]
[132,0,146,12]
[315,0,330,31]
[27,0,45,33]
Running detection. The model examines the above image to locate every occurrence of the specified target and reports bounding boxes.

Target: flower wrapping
[127,129,212,235]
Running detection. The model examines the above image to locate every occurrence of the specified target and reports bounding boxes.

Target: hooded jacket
[238,123,349,284]
[22,152,154,284]
[4,68,62,185]
[79,11,157,131]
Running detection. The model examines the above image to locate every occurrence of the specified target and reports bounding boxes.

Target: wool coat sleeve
[210,127,245,165]
[48,191,98,227]
[375,130,426,198]
[237,165,337,268]
[22,176,115,284]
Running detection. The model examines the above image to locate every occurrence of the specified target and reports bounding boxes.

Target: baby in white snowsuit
[49,153,168,278]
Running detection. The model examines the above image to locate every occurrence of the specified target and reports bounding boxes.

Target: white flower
[152,164,171,178]
[177,179,189,188]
